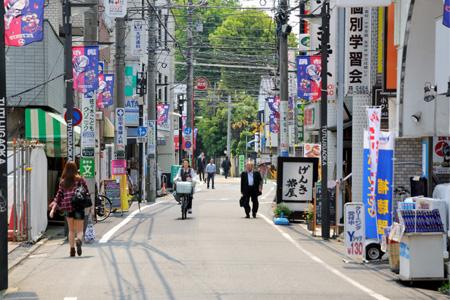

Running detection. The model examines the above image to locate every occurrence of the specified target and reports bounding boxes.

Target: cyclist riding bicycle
[174,158,196,214]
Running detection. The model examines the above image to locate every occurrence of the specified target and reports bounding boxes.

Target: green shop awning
[25,108,80,157]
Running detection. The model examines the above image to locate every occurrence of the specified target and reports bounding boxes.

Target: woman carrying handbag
[49,161,91,257]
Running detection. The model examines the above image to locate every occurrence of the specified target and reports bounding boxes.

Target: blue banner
[267,96,279,133]
[363,131,394,240]
[97,74,114,108]
[444,0,450,28]
[5,0,44,46]
[296,55,321,102]
[72,46,99,97]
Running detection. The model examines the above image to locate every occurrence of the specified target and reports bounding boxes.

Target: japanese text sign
[277,157,319,203]
[345,7,371,95]
[104,0,127,18]
[147,120,156,155]
[80,157,95,178]
[4,0,44,46]
[131,20,145,57]
[296,55,321,102]
[111,159,127,176]
[115,108,126,153]
[345,203,365,260]
[72,46,99,97]
[81,96,95,157]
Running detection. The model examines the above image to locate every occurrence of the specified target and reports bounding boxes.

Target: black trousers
[224,169,229,178]
[198,169,205,182]
[242,192,259,216]
[207,173,215,188]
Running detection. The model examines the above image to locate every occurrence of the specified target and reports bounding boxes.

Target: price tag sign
[344,203,365,260]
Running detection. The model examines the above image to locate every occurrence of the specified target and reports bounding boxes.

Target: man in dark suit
[240,160,263,218]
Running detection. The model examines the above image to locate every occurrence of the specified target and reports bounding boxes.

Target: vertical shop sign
[345,203,365,260]
[345,7,371,95]
[81,96,95,157]
[296,55,322,102]
[239,155,245,174]
[148,120,156,155]
[115,108,126,157]
[4,0,44,46]
[131,20,145,57]
[72,46,99,97]
[296,101,305,144]
[80,157,95,178]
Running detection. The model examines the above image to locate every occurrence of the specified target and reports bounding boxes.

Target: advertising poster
[363,131,394,240]
[344,203,365,260]
[4,0,44,47]
[72,46,99,96]
[97,74,114,109]
[433,137,450,174]
[104,0,127,18]
[267,96,280,133]
[296,55,321,102]
[81,96,96,157]
[157,103,170,131]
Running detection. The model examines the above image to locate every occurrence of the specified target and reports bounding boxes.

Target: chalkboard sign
[104,180,121,209]
[315,186,336,226]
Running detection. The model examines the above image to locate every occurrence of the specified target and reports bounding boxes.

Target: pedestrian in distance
[174,159,196,214]
[197,152,207,182]
[49,161,90,257]
[206,158,216,189]
[240,160,263,218]
[221,156,232,179]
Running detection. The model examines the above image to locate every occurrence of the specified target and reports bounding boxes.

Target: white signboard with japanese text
[345,7,371,95]
[115,108,126,152]
[104,0,127,18]
[277,157,319,212]
[147,120,156,155]
[130,20,146,57]
[344,203,365,260]
[81,96,96,157]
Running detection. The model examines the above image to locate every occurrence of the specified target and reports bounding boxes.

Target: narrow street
[4,178,445,300]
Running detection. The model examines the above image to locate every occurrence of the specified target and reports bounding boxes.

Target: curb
[8,237,50,271]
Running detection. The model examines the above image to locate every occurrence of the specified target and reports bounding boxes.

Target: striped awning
[25,108,81,157]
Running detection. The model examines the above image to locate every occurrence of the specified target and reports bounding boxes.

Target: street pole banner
[4,0,44,46]
[345,7,371,95]
[363,130,394,240]
[157,103,170,131]
[81,96,96,157]
[296,55,321,102]
[147,120,156,155]
[344,203,365,260]
[72,46,99,97]
[296,101,305,145]
[97,74,114,109]
[131,20,145,57]
[267,96,280,133]
[98,61,104,74]
[115,108,126,155]
[279,101,289,156]
[104,0,127,18]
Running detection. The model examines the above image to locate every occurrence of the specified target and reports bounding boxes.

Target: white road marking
[64,298,77,300]
[258,213,390,300]
[99,202,161,243]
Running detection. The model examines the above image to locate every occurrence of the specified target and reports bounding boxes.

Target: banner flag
[157,103,170,131]
[363,131,394,240]
[444,0,450,28]
[72,46,99,97]
[267,96,280,133]
[97,74,114,109]
[131,20,145,57]
[296,55,321,102]
[4,0,44,46]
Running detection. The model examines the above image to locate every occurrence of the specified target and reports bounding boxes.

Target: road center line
[258,213,390,300]
[99,202,161,244]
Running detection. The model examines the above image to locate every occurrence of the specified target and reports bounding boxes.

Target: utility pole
[320,0,330,240]
[226,95,231,157]
[186,0,194,160]
[115,18,126,110]
[0,0,8,291]
[277,0,290,157]
[63,0,74,161]
[146,4,157,202]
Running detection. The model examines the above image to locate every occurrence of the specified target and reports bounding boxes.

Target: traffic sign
[137,126,148,137]
[185,141,192,149]
[65,108,83,126]
[195,77,209,91]
[183,127,192,135]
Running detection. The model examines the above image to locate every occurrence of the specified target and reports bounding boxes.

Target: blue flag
[444,0,450,28]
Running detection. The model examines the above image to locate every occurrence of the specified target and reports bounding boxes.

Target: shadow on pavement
[5,291,39,299]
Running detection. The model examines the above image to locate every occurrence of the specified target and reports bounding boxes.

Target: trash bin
[171,165,181,184]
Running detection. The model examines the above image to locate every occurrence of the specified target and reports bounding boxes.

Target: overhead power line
[175,61,275,70]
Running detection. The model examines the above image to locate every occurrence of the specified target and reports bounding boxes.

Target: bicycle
[175,181,193,219]
[95,194,112,222]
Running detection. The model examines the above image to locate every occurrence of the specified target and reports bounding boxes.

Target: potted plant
[273,202,292,218]
[305,204,314,231]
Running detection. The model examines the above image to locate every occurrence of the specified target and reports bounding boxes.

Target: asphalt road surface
[4,176,447,300]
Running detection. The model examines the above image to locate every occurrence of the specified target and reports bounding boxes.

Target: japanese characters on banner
[363,131,394,240]
[4,0,44,46]
[81,96,96,157]
[72,46,99,97]
[344,203,365,260]
[267,96,280,134]
[296,55,321,102]
[104,0,127,18]
[366,107,381,233]
[131,20,146,57]
[296,101,305,144]
[277,157,319,204]
[345,7,371,95]
[147,120,156,155]
[433,137,450,174]
[97,74,114,109]
[115,108,126,154]
[157,103,170,132]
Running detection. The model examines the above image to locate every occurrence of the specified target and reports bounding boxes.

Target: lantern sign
[195,77,209,91]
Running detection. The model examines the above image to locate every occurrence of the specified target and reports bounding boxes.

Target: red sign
[64,108,83,126]
[111,159,127,175]
[195,77,209,91]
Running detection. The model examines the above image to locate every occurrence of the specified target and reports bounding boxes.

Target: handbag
[84,215,96,243]
[71,181,93,209]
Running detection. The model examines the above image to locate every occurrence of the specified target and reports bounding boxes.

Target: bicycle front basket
[176,182,192,194]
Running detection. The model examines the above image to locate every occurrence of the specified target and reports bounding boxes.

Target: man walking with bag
[206,159,216,189]
[240,160,263,218]
[221,156,232,179]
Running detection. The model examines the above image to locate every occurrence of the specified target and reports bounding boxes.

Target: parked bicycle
[95,193,112,222]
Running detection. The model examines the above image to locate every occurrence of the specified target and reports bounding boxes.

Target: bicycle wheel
[181,195,188,219]
[96,195,112,222]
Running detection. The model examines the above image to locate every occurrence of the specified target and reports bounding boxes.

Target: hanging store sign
[111,159,127,175]
[157,103,170,132]
[296,101,305,144]
[125,99,139,127]
[81,96,96,157]
[104,0,127,18]
[115,108,126,156]
[72,46,99,97]
[148,120,156,155]
[345,7,371,95]
[373,88,395,130]
[296,55,322,102]
[4,0,44,46]
[298,34,310,52]
[97,74,114,109]
[131,20,145,57]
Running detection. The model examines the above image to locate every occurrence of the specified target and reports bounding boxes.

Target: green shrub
[274,202,292,218]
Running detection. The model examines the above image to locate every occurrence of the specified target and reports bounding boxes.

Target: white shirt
[247,171,254,186]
